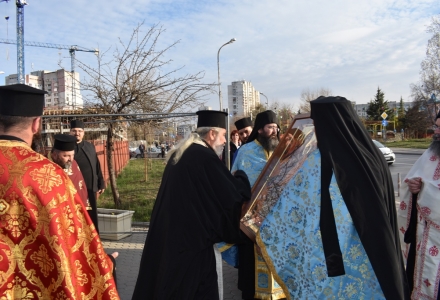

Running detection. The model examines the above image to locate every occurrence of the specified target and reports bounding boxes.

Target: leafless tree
[410,15,440,125]
[77,22,215,207]
[298,87,332,113]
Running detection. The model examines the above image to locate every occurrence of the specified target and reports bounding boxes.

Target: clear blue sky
[0,0,439,110]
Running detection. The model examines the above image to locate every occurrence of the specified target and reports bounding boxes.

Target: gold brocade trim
[255,291,286,300]
[29,164,63,194]
[256,232,291,300]
[218,243,234,252]
[253,246,286,300]
[253,140,272,160]
[0,198,9,215]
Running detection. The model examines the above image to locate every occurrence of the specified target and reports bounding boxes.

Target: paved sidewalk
[102,228,243,300]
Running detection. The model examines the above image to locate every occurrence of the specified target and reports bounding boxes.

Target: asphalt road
[389,153,420,193]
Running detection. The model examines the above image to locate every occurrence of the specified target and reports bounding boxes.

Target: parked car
[129,147,141,158]
[372,140,395,165]
[129,147,163,158]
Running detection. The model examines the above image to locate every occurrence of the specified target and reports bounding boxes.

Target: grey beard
[64,161,72,170]
[54,156,72,170]
[429,134,440,157]
[214,145,224,157]
[257,134,279,152]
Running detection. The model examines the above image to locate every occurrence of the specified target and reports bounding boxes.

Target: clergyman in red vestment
[0,84,119,299]
[51,134,91,210]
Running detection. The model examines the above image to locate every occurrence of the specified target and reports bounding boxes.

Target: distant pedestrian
[161,145,165,158]
[139,142,145,158]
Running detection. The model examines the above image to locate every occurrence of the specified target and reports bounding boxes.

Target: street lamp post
[217,38,236,111]
[260,92,269,108]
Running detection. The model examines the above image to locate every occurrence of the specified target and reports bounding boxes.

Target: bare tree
[77,23,215,207]
[298,87,332,113]
[410,15,440,125]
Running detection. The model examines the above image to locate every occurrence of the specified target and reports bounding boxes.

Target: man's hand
[98,189,105,195]
[407,177,422,194]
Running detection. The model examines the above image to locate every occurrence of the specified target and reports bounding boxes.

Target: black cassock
[132,143,251,300]
[74,141,105,232]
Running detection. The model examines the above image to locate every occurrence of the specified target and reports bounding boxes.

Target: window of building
[233,112,237,116]
[233,97,236,103]
[233,105,237,109]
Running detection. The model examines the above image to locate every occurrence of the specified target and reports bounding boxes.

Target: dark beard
[257,134,279,152]
[429,134,440,157]
[31,131,44,153]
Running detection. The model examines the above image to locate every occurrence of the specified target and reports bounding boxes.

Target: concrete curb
[389,148,425,155]
[132,221,150,228]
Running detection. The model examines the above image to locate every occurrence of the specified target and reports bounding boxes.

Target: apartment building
[5,69,83,110]
[227,80,260,118]
[5,73,42,89]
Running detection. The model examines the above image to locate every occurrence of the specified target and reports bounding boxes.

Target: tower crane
[0,0,27,83]
[0,38,99,107]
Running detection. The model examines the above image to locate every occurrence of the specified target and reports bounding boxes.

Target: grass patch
[382,138,431,149]
[97,158,166,222]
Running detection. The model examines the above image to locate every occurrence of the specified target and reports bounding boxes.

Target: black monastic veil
[311,96,409,300]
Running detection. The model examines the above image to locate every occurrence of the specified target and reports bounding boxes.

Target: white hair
[166,127,221,164]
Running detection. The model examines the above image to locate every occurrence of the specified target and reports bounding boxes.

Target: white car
[130,147,162,158]
[372,140,395,165]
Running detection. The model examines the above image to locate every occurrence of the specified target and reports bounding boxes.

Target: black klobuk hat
[246,110,278,143]
[196,110,228,129]
[234,117,253,130]
[0,84,46,116]
[70,119,85,129]
[53,134,77,151]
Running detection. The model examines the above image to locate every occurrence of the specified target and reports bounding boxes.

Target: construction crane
[0,0,27,83]
[0,38,99,106]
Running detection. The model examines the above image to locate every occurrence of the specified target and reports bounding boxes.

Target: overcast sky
[0,0,438,111]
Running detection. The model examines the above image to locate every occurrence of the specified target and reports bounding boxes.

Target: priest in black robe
[70,119,106,233]
[132,110,251,300]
